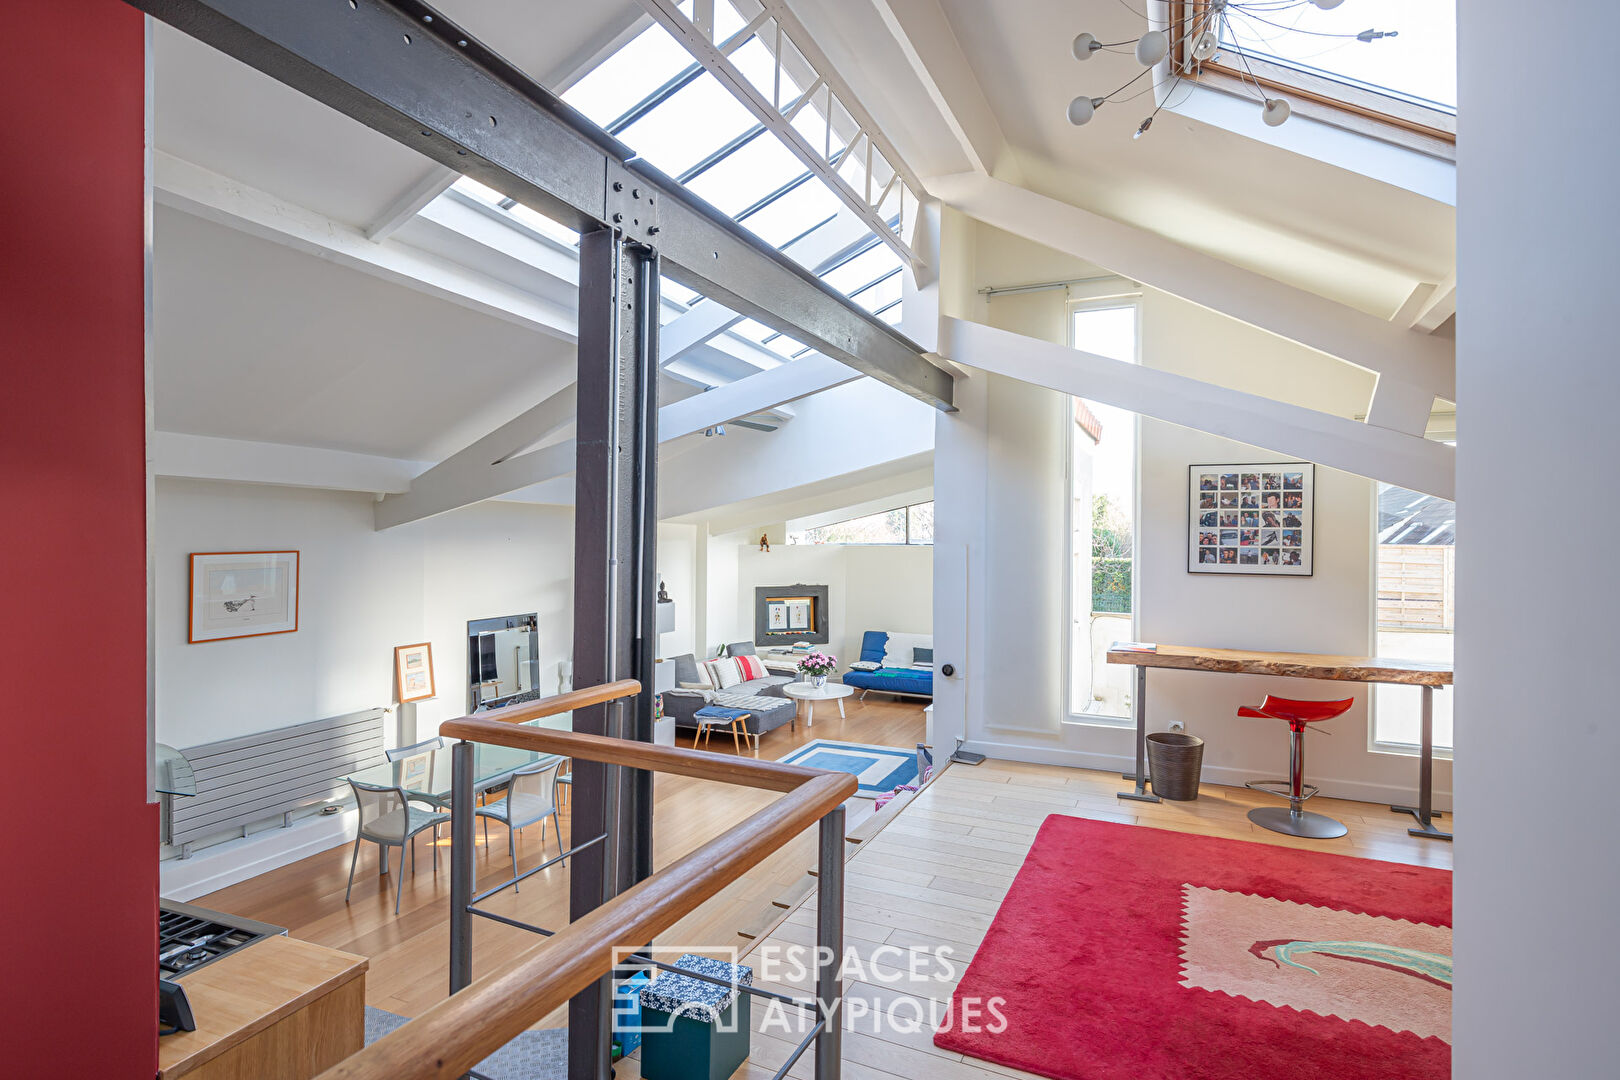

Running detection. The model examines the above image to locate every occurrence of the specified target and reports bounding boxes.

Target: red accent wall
[0,4,158,1076]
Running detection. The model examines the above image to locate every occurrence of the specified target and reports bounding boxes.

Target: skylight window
[1218,0,1454,112]
[615,72,758,177]
[1173,0,1455,155]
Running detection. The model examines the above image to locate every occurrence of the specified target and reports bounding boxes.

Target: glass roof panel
[738,176,841,247]
[1219,0,1455,112]
[731,33,804,110]
[820,242,901,296]
[562,23,695,128]
[685,134,805,217]
[850,269,902,313]
[617,72,758,178]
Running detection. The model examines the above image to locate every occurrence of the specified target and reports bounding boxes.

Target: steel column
[814,806,845,1080]
[1392,684,1452,840]
[449,739,474,994]
[568,228,659,1080]
[1119,664,1160,803]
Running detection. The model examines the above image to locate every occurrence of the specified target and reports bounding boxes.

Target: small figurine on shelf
[759,532,770,553]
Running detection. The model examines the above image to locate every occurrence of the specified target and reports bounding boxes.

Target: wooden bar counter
[159,935,367,1080]
[1106,643,1453,840]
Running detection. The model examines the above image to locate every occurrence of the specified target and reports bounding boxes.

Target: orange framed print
[188,551,300,643]
[395,642,437,703]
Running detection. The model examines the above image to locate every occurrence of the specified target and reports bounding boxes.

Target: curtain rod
[978,274,1137,298]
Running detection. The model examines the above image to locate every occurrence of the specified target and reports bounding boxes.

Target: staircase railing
[317,679,854,1080]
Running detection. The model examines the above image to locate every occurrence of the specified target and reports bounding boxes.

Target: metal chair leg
[345,834,362,903]
[482,816,489,848]
[393,844,406,914]
[509,823,519,892]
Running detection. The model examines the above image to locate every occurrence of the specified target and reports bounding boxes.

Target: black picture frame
[1187,463,1315,577]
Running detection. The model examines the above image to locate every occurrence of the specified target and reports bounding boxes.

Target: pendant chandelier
[1069,0,1398,138]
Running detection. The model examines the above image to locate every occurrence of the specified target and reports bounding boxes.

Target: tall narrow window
[1068,301,1139,721]
[1373,483,1454,750]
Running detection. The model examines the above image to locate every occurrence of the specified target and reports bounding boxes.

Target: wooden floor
[196,694,927,1022]
[620,757,1454,1080]
[201,707,1453,1078]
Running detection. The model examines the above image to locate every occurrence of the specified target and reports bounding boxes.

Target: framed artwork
[1188,464,1315,577]
[755,584,830,644]
[188,551,299,643]
[787,600,812,631]
[395,641,437,703]
[767,602,789,631]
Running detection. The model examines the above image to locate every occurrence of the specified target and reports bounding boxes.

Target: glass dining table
[345,738,567,802]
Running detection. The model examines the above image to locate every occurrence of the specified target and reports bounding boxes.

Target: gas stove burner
[158,900,285,977]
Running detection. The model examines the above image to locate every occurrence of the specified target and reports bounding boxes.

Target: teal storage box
[614,970,653,1057]
[638,954,753,1080]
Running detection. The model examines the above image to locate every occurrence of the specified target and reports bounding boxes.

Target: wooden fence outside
[1377,544,1455,630]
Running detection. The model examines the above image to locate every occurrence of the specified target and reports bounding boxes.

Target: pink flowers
[797,651,837,677]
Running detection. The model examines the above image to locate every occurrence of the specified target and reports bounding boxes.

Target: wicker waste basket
[1146,731,1205,801]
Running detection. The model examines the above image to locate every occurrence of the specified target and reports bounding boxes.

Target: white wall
[1454,1,1620,1072]
[656,522,698,659]
[935,221,1445,805]
[155,478,574,750]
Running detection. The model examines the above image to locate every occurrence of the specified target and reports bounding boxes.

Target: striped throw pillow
[703,656,744,690]
[734,654,767,681]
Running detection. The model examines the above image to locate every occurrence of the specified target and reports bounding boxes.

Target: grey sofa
[660,642,798,741]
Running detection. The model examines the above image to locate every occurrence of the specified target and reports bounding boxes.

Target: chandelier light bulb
[1191,30,1219,62]
[1133,117,1154,139]
[1312,0,1344,9]
[1068,95,1104,126]
[1135,29,1168,66]
[1072,32,1101,60]
[1262,98,1291,126]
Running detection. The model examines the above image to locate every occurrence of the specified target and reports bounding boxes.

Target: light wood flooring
[200,706,1453,1078]
[616,757,1455,1080]
[196,694,927,1021]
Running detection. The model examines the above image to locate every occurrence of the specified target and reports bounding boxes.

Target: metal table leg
[1119,665,1160,803]
[1391,685,1451,841]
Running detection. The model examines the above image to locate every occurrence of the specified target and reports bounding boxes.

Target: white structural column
[938,316,1454,498]
[929,172,1456,402]
[1455,1,1620,1075]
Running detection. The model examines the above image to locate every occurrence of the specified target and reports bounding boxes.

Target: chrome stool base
[1248,805,1348,839]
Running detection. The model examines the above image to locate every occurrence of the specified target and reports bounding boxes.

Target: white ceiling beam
[863,0,1014,178]
[364,165,458,242]
[939,317,1454,498]
[154,151,579,344]
[152,432,427,493]
[1364,374,1437,437]
[929,172,1457,400]
[374,356,861,529]
[1404,271,1456,333]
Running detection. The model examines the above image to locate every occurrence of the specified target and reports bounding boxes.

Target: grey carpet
[365,1006,567,1079]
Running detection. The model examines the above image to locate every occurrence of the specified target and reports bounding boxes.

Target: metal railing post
[814,805,845,1080]
[449,739,475,995]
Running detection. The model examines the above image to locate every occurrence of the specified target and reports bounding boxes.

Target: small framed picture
[1188,464,1314,576]
[189,551,299,643]
[395,642,437,703]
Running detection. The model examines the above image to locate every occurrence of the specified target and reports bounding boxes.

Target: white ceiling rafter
[931,171,1457,400]
[154,151,580,343]
[364,164,458,242]
[940,316,1453,499]
[861,0,1014,179]
[636,0,924,265]
[374,353,860,529]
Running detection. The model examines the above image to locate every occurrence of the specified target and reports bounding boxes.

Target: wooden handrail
[318,769,855,1080]
[315,680,860,1080]
[440,714,833,794]
[464,677,643,725]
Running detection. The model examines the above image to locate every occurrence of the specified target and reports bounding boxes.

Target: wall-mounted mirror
[467,613,540,712]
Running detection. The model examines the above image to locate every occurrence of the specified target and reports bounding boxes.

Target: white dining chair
[474,759,564,891]
[345,780,451,914]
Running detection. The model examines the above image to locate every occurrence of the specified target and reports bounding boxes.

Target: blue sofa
[841,630,934,700]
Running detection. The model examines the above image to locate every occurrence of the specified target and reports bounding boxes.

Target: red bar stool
[1240,694,1354,839]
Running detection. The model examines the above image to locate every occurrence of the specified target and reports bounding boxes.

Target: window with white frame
[1372,483,1454,750]
[787,501,933,546]
[1068,301,1140,721]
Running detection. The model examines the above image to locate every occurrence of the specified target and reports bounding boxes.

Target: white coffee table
[782,681,855,727]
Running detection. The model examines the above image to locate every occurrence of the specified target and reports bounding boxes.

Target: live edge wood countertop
[158,935,368,1080]
[1105,644,1453,687]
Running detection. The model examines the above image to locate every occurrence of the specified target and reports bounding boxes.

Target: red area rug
[934,817,1451,1080]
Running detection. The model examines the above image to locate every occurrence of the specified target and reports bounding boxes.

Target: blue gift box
[613,970,653,1056]
[638,954,753,1080]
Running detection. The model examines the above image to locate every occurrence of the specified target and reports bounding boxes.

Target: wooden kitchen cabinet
[158,935,367,1080]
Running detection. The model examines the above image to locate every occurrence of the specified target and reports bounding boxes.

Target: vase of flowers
[798,651,836,688]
